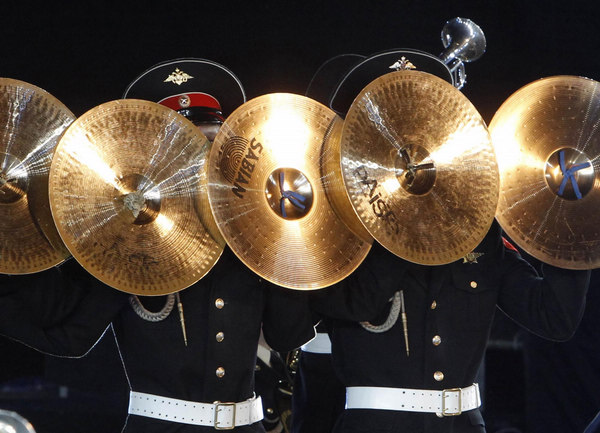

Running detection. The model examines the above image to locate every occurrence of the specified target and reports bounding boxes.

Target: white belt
[345,384,481,417]
[301,332,332,354]
[128,391,263,429]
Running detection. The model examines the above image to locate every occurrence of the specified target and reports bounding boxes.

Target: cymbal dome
[490,75,600,269]
[48,99,224,294]
[207,93,372,290]
[340,70,499,265]
[0,78,75,274]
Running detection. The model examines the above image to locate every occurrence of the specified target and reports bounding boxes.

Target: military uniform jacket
[0,247,315,433]
[311,221,590,433]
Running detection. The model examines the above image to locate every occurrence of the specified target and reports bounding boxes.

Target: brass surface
[207,93,372,290]
[321,115,373,242]
[49,99,225,295]
[341,70,499,265]
[490,75,600,269]
[0,78,75,274]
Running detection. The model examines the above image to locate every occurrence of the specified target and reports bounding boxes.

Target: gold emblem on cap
[164,68,194,86]
[389,57,416,71]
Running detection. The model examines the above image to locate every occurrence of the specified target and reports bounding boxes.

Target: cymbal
[320,113,373,242]
[0,78,75,274]
[207,93,372,290]
[340,70,499,265]
[489,75,600,269]
[49,99,225,295]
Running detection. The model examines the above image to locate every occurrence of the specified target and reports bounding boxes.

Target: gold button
[430,300,437,310]
[216,367,225,378]
[436,412,444,418]
[434,371,444,381]
[470,281,478,288]
[216,331,225,343]
[266,408,274,415]
[215,298,225,309]
[432,335,442,346]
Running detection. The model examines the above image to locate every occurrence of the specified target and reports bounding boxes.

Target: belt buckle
[214,401,236,430]
[442,388,462,416]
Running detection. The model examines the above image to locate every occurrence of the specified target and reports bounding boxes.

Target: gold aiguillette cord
[175,292,188,346]
[400,290,409,357]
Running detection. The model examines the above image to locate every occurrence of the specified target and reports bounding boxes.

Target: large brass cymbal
[0,78,75,274]
[49,99,225,295]
[321,114,373,242]
[341,70,499,265]
[207,93,372,290]
[489,75,600,269]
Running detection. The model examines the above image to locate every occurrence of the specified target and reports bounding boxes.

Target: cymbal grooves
[49,99,224,294]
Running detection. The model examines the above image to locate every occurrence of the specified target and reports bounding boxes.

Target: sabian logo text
[217,136,263,199]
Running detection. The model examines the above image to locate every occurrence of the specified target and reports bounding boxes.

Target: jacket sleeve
[261,282,317,353]
[496,242,590,342]
[0,258,129,357]
[309,242,409,323]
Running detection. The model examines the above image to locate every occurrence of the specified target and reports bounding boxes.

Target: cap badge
[389,57,416,71]
[178,94,191,108]
[164,68,194,86]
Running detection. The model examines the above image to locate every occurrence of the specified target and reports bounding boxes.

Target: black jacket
[0,247,316,433]
[310,221,590,433]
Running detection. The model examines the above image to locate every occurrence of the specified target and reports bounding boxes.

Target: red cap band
[158,92,222,112]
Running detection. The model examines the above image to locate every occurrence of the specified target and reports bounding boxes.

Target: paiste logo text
[354,165,399,236]
[218,136,263,198]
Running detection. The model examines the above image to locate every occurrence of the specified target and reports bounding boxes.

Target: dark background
[1,1,600,432]
[2,1,600,123]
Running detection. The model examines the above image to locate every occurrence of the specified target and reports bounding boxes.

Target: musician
[0,58,315,433]
[293,50,591,433]
[292,48,460,433]
[310,219,589,433]
[290,53,365,433]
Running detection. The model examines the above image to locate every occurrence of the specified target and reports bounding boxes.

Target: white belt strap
[346,384,481,417]
[301,332,332,354]
[128,391,263,429]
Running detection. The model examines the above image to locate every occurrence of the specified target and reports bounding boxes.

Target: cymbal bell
[490,75,600,269]
[49,99,225,295]
[340,70,499,265]
[0,78,75,274]
[207,93,372,290]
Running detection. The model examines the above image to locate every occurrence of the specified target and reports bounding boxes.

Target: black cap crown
[305,53,366,106]
[311,49,453,117]
[123,58,245,123]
